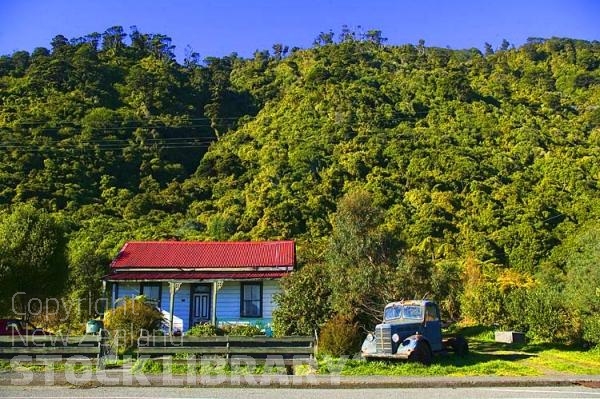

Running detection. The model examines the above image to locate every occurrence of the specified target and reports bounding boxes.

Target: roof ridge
[124,240,295,245]
[110,240,296,269]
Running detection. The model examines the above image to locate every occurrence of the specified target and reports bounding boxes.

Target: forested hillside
[1,27,599,343]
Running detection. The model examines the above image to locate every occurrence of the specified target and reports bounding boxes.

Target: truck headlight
[392,333,400,343]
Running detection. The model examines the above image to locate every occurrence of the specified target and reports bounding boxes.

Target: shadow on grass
[520,342,587,354]
[346,325,596,375]
[439,325,539,368]
[450,324,589,354]
[343,348,538,376]
[468,340,528,352]
[435,350,533,368]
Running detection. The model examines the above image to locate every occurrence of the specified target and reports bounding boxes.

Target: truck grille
[375,324,392,354]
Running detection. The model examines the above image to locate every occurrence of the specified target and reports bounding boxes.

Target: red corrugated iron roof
[104,271,288,281]
[110,240,295,269]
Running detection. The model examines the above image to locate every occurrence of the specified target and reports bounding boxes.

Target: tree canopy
[0,28,599,341]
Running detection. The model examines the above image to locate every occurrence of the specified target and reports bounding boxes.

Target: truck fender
[394,333,429,356]
[361,332,377,355]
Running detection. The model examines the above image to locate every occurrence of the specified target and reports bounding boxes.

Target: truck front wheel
[408,340,432,366]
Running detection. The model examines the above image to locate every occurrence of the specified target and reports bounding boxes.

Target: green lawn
[336,326,600,377]
[1,326,598,377]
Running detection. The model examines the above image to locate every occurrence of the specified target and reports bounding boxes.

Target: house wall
[178,285,192,331]
[215,281,240,320]
[262,280,280,319]
[111,282,190,332]
[163,284,190,332]
[111,279,282,332]
[216,280,281,324]
[114,283,141,300]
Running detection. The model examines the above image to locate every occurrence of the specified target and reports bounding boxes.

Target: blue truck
[360,300,468,365]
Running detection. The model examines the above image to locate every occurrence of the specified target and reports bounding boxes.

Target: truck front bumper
[362,352,411,360]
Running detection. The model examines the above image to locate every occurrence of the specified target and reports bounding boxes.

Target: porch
[109,279,281,334]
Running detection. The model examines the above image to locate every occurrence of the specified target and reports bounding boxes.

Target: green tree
[559,223,600,344]
[327,190,401,327]
[0,205,68,318]
[272,259,332,336]
[1,26,600,344]
[67,228,113,323]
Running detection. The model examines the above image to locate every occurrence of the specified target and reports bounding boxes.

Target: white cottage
[103,240,295,334]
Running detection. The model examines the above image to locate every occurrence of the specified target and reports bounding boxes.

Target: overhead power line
[0,136,218,153]
[5,116,254,126]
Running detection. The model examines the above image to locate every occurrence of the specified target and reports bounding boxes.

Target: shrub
[222,323,263,336]
[103,296,163,351]
[318,314,361,357]
[186,323,219,337]
[459,258,504,325]
[583,315,600,347]
[430,260,463,321]
[523,286,569,342]
[503,285,572,343]
[502,287,529,332]
[460,281,504,325]
[273,261,332,337]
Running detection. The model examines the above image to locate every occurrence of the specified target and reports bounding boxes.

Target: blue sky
[1,0,599,61]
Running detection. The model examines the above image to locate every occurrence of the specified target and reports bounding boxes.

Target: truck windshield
[383,305,402,320]
[403,305,423,319]
[383,305,423,321]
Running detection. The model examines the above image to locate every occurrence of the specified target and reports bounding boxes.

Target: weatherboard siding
[262,280,280,319]
[160,283,190,332]
[112,280,282,331]
[115,283,141,300]
[177,284,191,331]
[216,281,240,320]
[157,284,191,332]
[215,280,281,322]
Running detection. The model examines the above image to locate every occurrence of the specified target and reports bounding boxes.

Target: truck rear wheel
[408,341,432,366]
[451,336,469,357]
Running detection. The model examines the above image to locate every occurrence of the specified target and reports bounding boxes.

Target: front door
[190,284,211,326]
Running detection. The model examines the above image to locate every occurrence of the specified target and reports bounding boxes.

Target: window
[140,283,162,308]
[384,305,401,321]
[425,303,440,322]
[403,305,424,320]
[240,282,262,318]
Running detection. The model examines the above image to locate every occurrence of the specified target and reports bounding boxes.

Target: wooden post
[110,282,116,310]
[168,282,182,335]
[211,280,224,326]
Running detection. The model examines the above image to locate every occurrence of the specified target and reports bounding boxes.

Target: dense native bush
[459,258,504,325]
[430,260,463,321]
[1,28,600,346]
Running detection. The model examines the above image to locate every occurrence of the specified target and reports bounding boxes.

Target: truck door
[424,303,443,352]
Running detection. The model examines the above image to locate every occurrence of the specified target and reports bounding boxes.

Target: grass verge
[335,325,600,377]
[131,357,290,376]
